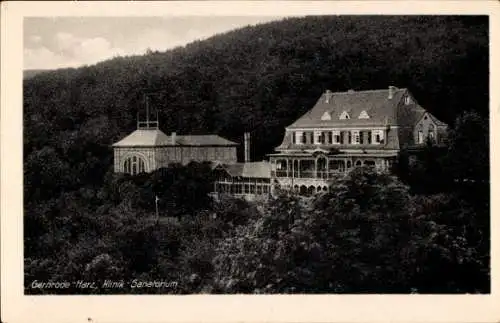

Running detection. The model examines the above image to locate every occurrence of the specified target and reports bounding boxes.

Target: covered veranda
[269,152,393,180]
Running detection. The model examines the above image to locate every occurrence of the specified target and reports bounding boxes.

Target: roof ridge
[331,88,408,95]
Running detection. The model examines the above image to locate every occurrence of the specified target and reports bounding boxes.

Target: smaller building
[212,161,272,200]
[112,118,238,175]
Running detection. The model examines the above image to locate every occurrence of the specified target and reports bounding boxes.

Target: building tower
[112,94,168,175]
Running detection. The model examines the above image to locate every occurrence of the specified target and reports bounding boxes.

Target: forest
[23,15,489,293]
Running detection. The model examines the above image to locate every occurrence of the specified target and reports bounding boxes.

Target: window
[333,131,340,144]
[417,124,424,144]
[373,130,384,144]
[309,132,314,144]
[320,132,326,144]
[348,131,352,144]
[314,131,322,145]
[367,131,372,144]
[301,132,307,144]
[321,111,331,120]
[292,132,296,144]
[428,124,435,142]
[358,110,370,119]
[418,130,424,144]
[339,111,350,120]
[404,96,412,105]
[123,155,146,175]
[327,131,333,144]
[353,130,360,144]
[276,160,287,171]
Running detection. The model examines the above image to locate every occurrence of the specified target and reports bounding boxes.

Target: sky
[23,16,283,70]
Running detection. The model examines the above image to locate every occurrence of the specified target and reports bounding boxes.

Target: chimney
[244,132,250,162]
[325,89,332,103]
[388,86,397,99]
[171,132,176,145]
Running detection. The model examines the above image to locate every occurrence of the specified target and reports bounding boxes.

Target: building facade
[112,121,238,175]
[212,161,272,201]
[268,86,448,194]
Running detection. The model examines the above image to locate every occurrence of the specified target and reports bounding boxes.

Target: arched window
[123,155,146,175]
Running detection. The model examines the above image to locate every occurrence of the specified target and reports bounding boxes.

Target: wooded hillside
[24,16,488,169]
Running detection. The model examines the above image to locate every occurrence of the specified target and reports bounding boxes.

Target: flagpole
[155,195,159,224]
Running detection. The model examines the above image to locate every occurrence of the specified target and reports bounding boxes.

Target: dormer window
[358,110,370,119]
[404,96,412,105]
[339,111,350,120]
[321,111,331,121]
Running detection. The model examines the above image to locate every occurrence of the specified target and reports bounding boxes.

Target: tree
[445,111,489,182]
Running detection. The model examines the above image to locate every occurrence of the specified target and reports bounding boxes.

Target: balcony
[272,170,346,179]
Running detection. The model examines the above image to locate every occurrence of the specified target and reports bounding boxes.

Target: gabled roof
[112,129,170,147]
[112,129,238,147]
[215,161,271,179]
[176,135,239,146]
[427,113,448,127]
[288,88,407,128]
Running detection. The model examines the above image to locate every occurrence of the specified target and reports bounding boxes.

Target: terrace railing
[272,169,348,179]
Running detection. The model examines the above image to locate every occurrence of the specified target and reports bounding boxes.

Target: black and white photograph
[2,1,499,322]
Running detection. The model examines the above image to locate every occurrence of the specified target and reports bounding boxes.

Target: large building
[112,119,238,175]
[267,86,448,194]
